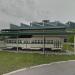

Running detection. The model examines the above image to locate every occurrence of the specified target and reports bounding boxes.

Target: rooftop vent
[42,20,50,23]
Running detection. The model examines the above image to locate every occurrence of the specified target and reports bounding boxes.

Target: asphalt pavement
[4,61,75,75]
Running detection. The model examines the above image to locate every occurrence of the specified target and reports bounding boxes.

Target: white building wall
[0,41,5,48]
[5,35,65,50]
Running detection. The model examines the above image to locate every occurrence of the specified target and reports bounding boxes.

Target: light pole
[16,34,19,52]
[43,21,45,54]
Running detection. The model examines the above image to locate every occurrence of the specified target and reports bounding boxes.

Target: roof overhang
[0,32,75,36]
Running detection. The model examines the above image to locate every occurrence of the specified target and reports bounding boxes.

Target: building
[0,20,75,52]
[66,21,75,29]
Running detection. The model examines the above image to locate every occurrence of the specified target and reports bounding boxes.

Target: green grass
[63,44,74,51]
[0,51,75,75]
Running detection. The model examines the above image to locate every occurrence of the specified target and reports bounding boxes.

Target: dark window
[64,39,67,42]
[19,35,32,38]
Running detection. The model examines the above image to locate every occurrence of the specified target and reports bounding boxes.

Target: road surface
[4,61,75,75]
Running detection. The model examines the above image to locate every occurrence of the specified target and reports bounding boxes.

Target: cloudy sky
[0,0,75,29]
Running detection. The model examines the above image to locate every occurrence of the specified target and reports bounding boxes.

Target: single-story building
[0,20,75,52]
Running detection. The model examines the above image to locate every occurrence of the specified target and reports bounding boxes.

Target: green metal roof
[1,20,75,36]
[10,24,20,29]
[2,27,66,31]
[0,30,75,36]
[20,23,30,29]
[9,21,66,30]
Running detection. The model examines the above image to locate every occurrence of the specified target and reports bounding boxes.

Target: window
[31,40,35,44]
[24,40,28,44]
[59,41,62,48]
[27,40,30,44]
[46,40,50,44]
[18,40,22,44]
[13,40,16,43]
[9,40,12,43]
[37,40,40,44]
[40,40,43,44]
[6,40,9,43]
[54,40,61,48]
[50,40,53,44]
[23,41,26,44]
[34,40,37,44]
[64,39,67,42]
[31,40,43,44]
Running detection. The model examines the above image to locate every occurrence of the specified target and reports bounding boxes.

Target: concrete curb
[3,60,75,75]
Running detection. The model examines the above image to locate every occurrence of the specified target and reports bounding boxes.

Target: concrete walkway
[4,60,75,75]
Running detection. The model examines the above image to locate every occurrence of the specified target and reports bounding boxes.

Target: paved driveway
[4,61,75,75]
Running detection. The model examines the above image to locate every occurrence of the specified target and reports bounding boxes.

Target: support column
[26,41,27,49]
[3,36,6,49]
[43,34,45,54]
[42,21,45,54]
[43,22,45,54]
[16,34,19,52]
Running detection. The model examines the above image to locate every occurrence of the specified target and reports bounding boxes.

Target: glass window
[18,40,22,44]
[26,41,28,44]
[54,40,61,48]
[23,41,26,44]
[44,40,46,44]
[24,40,28,44]
[50,40,53,44]
[35,40,37,44]
[31,40,35,44]
[46,40,50,44]
[9,40,12,43]
[38,40,40,44]
[54,40,57,48]
[13,40,16,43]
[27,40,30,44]
[6,40,9,43]
[40,40,43,44]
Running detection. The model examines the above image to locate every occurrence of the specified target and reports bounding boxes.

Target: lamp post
[43,21,45,54]
[16,34,19,52]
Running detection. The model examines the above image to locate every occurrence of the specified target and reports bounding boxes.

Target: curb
[3,60,75,75]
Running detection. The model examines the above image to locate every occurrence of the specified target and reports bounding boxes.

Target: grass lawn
[63,44,74,51]
[0,51,75,75]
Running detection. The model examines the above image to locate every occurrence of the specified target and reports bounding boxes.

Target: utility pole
[16,34,19,52]
[43,21,45,54]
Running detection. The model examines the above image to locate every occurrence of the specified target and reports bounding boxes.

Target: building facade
[1,20,74,51]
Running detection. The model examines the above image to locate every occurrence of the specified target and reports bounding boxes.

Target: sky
[0,0,75,29]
